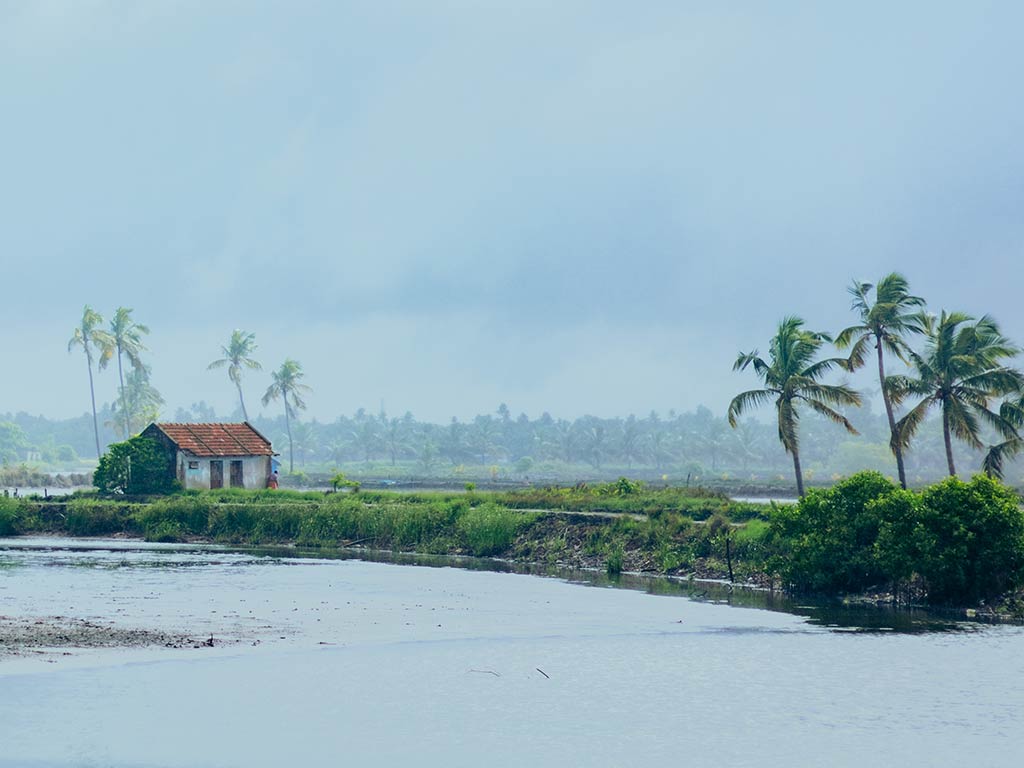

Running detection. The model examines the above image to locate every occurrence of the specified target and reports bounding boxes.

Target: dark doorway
[210,460,223,489]
[230,460,244,488]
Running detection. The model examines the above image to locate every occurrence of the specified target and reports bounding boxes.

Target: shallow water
[1,538,1022,767]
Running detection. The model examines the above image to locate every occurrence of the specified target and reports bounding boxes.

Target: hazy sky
[2,1,1022,423]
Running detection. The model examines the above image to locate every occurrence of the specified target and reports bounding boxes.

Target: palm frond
[983,437,1024,480]
[802,397,860,435]
[893,396,932,451]
[727,389,776,427]
[944,397,983,450]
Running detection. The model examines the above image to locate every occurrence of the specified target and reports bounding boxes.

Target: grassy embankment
[0,482,770,581]
[7,473,1021,615]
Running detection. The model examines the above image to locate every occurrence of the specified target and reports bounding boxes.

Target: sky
[2,1,1023,423]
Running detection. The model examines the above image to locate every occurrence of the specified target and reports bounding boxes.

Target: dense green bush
[772,471,1024,604]
[875,475,1024,603]
[770,472,897,593]
[93,436,178,495]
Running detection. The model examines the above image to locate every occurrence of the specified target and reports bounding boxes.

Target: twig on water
[535,668,550,679]
[469,669,501,676]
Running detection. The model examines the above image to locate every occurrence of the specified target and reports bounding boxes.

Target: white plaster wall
[177,453,272,490]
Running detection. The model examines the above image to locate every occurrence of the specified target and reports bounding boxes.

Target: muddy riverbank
[0,615,211,661]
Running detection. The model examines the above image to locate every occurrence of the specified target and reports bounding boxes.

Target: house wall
[175,452,272,490]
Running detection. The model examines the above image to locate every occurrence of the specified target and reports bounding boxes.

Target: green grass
[458,502,533,557]
[4,485,776,580]
[0,496,30,536]
[64,498,141,536]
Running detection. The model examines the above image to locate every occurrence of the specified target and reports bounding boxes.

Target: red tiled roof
[148,423,274,457]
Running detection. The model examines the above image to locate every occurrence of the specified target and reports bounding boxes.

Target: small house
[142,422,276,490]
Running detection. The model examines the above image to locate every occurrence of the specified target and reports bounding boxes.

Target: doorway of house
[210,460,223,489]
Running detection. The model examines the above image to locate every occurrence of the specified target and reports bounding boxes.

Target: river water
[1,538,1022,767]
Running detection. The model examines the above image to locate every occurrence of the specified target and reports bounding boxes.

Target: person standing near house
[267,470,279,490]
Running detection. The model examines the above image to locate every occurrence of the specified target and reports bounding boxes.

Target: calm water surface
[1,538,1022,767]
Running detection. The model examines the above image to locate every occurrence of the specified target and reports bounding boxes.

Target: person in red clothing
[267,470,279,489]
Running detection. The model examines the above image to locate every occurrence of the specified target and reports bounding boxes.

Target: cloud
[4,2,1024,421]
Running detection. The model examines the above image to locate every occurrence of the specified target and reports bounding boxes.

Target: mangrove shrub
[772,471,1024,603]
[770,472,896,594]
[874,475,1024,603]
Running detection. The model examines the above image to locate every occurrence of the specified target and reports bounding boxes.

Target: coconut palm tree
[728,316,862,496]
[981,395,1024,479]
[890,311,1023,477]
[68,305,113,458]
[835,273,926,488]
[109,363,164,436]
[261,359,311,473]
[208,330,262,422]
[102,307,150,438]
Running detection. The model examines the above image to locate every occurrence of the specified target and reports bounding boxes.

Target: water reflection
[4,538,977,634]
[227,543,986,633]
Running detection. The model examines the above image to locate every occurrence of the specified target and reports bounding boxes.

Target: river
[1,538,1021,767]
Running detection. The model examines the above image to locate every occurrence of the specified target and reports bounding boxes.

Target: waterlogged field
[1,538,1023,767]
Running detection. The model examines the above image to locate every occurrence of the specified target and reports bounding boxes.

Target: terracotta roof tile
[149,423,274,457]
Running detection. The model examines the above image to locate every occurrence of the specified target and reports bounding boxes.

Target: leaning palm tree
[67,305,114,458]
[208,330,262,421]
[728,316,862,496]
[101,307,150,438]
[835,273,926,488]
[261,359,311,472]
[890,311,1023,477]
[982,396,1024,480]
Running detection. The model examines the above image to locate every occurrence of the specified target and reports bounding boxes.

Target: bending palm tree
[68,306,113,458]
[262,359,311,473]
[208,330,262,421]
[982,396,1024,480]
[835,273,925,488]
[102,307,150,438]
[890,311,1023,476]
[728,316,862,496]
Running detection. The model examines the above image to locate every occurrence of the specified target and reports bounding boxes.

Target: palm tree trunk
[791,448,805,497]
[116,349,129,439]
[86,354,101,458]
[285,402,294,473]
[236,380,249,422]
[876,338,907,489]
[942,407,956,476]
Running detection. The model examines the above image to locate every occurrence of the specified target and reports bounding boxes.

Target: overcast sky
[2,1,1022,423]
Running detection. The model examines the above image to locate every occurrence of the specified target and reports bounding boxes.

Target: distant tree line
[11,281,1023,489]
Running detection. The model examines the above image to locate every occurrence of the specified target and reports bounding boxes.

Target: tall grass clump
[136,495,215,541]
[605,542,625,576]
[0,496,29,536]
[457,503,533,557]
[64,498,140,536]
[207,504,304,544]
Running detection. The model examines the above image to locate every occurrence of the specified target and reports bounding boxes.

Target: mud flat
[0,615,225,660]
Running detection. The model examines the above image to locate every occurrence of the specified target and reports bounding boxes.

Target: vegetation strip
[3,474,1023,618]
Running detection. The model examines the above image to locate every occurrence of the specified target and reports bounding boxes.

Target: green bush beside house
[93,436,178,495]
